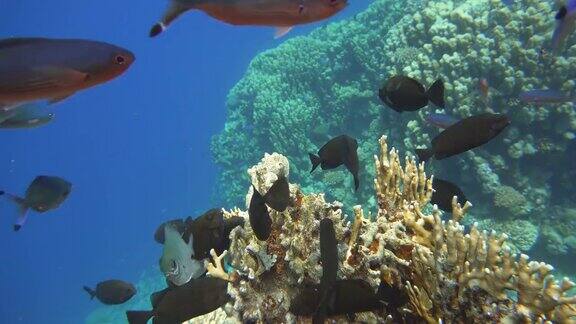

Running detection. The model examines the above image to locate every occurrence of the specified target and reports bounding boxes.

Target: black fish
[290,279,383,318]
[184,208,245,259]
[1,175,71,231]
[315,218,339,324]
[263,176,290,212]
[249,186,272,241]
[126,277,229,324]
[431,179,467,213]
[416,113,510,162]
[154,218,187,244]
[309,135,360,191]
[379,76,444,112]
[83,279,136,305]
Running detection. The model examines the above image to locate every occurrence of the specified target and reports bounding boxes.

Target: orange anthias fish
[0,38,135,110]
[478,78,489,100]
[149,0,348,38]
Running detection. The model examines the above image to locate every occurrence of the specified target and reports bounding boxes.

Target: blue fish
[551,0,576,53]
[425,113,459,129]
[519,89,574,104]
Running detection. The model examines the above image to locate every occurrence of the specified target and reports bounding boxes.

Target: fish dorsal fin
[556,6,567,19]
[274,26,293,39]
[150,288,169,308]
[0,38,49,49]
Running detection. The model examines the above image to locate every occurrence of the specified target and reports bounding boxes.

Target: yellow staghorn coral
[202,135,575,323]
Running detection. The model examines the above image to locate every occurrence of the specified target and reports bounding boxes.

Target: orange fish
[150,0,348,38]
[478,78,489,100]
[0,38,134,110]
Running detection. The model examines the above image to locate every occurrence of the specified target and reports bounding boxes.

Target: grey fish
[310,135,360,191]
[416,113,510,162]
[1,175,71,231]
[159,225,205,286]
[0,38,134,109]
[150,0,348,38]
[83,279,136,305]
[249,186,272,241]
[379,76,444,112]
[519,89,574,104]
[551,0,576,53]
[126,277,229,324]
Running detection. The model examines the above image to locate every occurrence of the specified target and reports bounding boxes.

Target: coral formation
[211,0,576,269]
[204,136,576,323]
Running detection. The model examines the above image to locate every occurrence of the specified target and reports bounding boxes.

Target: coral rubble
[206,136,576,323]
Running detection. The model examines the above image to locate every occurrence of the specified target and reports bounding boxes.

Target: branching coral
[204,136,576,323]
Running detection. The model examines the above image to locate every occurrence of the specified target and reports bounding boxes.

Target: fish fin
[2,193,29,231]
[415,148,434,163]
[274,26,294,39]
[309,153,321,173]
[150,288,169,308]
[48,92,75,105]
[83,286,96,300]
[126,310,154,324]
[556,6,567,20]
[150,1,193,37]
[426,79,445,107]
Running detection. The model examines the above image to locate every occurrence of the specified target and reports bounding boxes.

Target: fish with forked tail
[379,76,445,112]
[83,279,136,305]
[150,0,348,38]
[310,135,360,191]
[416,113,510,162]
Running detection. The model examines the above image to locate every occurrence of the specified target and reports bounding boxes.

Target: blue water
[0,0,368,323]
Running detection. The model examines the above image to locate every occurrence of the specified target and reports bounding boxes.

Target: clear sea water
[0,0,369,323]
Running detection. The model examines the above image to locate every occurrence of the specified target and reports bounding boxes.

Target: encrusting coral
[203,136,576,323]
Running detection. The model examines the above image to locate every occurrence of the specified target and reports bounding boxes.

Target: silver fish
[159,225,205,286]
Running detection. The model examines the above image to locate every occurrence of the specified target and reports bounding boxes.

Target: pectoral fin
[1,192,29,231]
[274,26,293,39]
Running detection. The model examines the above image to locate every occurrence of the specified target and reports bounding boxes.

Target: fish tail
[309,153,321,173]
[1,192,29,231]
[126,311,154,324]
[83,286,96,300]
[150,1,194,37]
[427,79,445,108]
[415,148,434,163]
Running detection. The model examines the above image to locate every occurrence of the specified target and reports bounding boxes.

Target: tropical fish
[378,76,445,112]
[431,179,467,213]
[290,279,384,318]
[0,38,134,109]
[0,104,54,129]
[261,176,290,212]
[315,218,338,324]
[0,175,72,231]
[310,135,360,191]
[519,89,574,104]
[154,218,188,244]
[184,208,245,259]
[159,225,205,286]
[416,113,510,162]
[150,0,348,38]
[551,0,576,53]
[479,78,489,100]
[126,277,229,324]
[83,279,136,305]
[248,186,272,241]
[425,113,458,129]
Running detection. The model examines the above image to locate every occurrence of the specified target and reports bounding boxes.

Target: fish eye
[114,55,126,65]
[171,260,177,270]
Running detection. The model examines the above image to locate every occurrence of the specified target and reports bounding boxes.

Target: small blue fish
[519,89,574,104]
[551,0,576,53]
[425,113,459,129]
[0,104,54,129]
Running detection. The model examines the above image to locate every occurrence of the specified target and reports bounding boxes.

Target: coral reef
[211,0,576,268]
[205,136,576,323]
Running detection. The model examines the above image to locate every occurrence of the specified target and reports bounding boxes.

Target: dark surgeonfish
[249,186,272,241]
[0,38,134,110]
[150,0,348,39]
[290,279,383,318]
[0,176,72,231]
[262,176,290,212]
[83,279,136,305]
[310,135,360,191]
[315,218,339,324]
[551,0,576,53]
[431,179,467,213]
[184,208,245,259]
[416,113,510,162]
[126,277,229,324]
[379,76,445,112]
